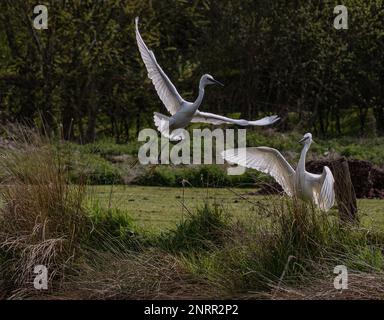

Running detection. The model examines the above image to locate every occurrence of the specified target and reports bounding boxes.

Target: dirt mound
[307,159,383,199]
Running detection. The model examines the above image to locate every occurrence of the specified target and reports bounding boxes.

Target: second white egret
[221,133,335,211]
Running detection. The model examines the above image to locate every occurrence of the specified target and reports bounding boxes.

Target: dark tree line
[0,0,384,142]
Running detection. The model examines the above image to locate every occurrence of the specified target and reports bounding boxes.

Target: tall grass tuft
[58,246,217,300]
[182,197,384,297]
[86,205,153,251]
[158,203,231,254]
[0,126,91,296]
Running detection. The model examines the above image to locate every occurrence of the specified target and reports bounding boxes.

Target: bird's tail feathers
[318,166,335,211]
[153,112,185,141]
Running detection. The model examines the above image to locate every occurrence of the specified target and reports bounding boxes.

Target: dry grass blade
[0,126,91,296]
[53,248,217,300]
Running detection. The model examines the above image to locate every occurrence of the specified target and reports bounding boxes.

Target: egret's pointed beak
[299,136,308,144]
[212,78,224,86]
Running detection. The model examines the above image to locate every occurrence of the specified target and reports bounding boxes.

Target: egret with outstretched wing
[221,133,335,211]
[135,17,280,141]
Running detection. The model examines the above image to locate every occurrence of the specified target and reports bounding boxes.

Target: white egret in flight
[135,17,280,141]
[221,133,335,211]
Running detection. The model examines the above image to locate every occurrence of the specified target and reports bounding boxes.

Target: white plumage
[135,17,280,141]
[191,112,280,126]
[221,133,335,211]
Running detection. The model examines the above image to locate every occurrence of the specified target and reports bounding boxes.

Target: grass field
[87,185,384,232]
[2,131,384,299]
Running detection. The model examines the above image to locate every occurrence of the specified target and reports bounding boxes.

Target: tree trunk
[86,83,97,143]
[335,106,341,135]
[124,118,130,142]
[78,117,85,144]
[86,105,97,143]
[358,106,368,137]
[373,105,384,135]
[62,109,74,140]
[331,157,358,223]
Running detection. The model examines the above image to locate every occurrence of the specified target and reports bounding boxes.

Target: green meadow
[88,185,384,232]
[1,132,384,300]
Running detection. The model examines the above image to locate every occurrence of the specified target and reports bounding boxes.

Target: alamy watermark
[334,5,348,30]
[33,264,48,290]
[33,5,48,30]
[333,265,348,290]
[31,4,346,31]
[138,128,246,175]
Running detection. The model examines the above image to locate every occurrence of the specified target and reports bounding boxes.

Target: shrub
[0,127,92,295]
[135,164,260,188]
[182,197,384,295]
[57,142,124,184]
[80,139,140,157]
[157,204,231,253]
[86,206,151,250]
[68,153,124,185]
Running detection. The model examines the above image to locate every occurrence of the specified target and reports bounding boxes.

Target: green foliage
[1,1,384,140]
[182,198,384,293]
[47,131,384,186]
[80,139,140,157]
[57,142,125,184]
[157,204,231,253]
[73,156,123,185]
[135,164,261,187]
[88,207,137,243]
[247,131,384,166]
[85,205,154,252]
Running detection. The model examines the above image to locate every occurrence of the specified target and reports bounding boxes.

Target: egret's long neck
[194,82,205,110]
[298,142,310,172]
